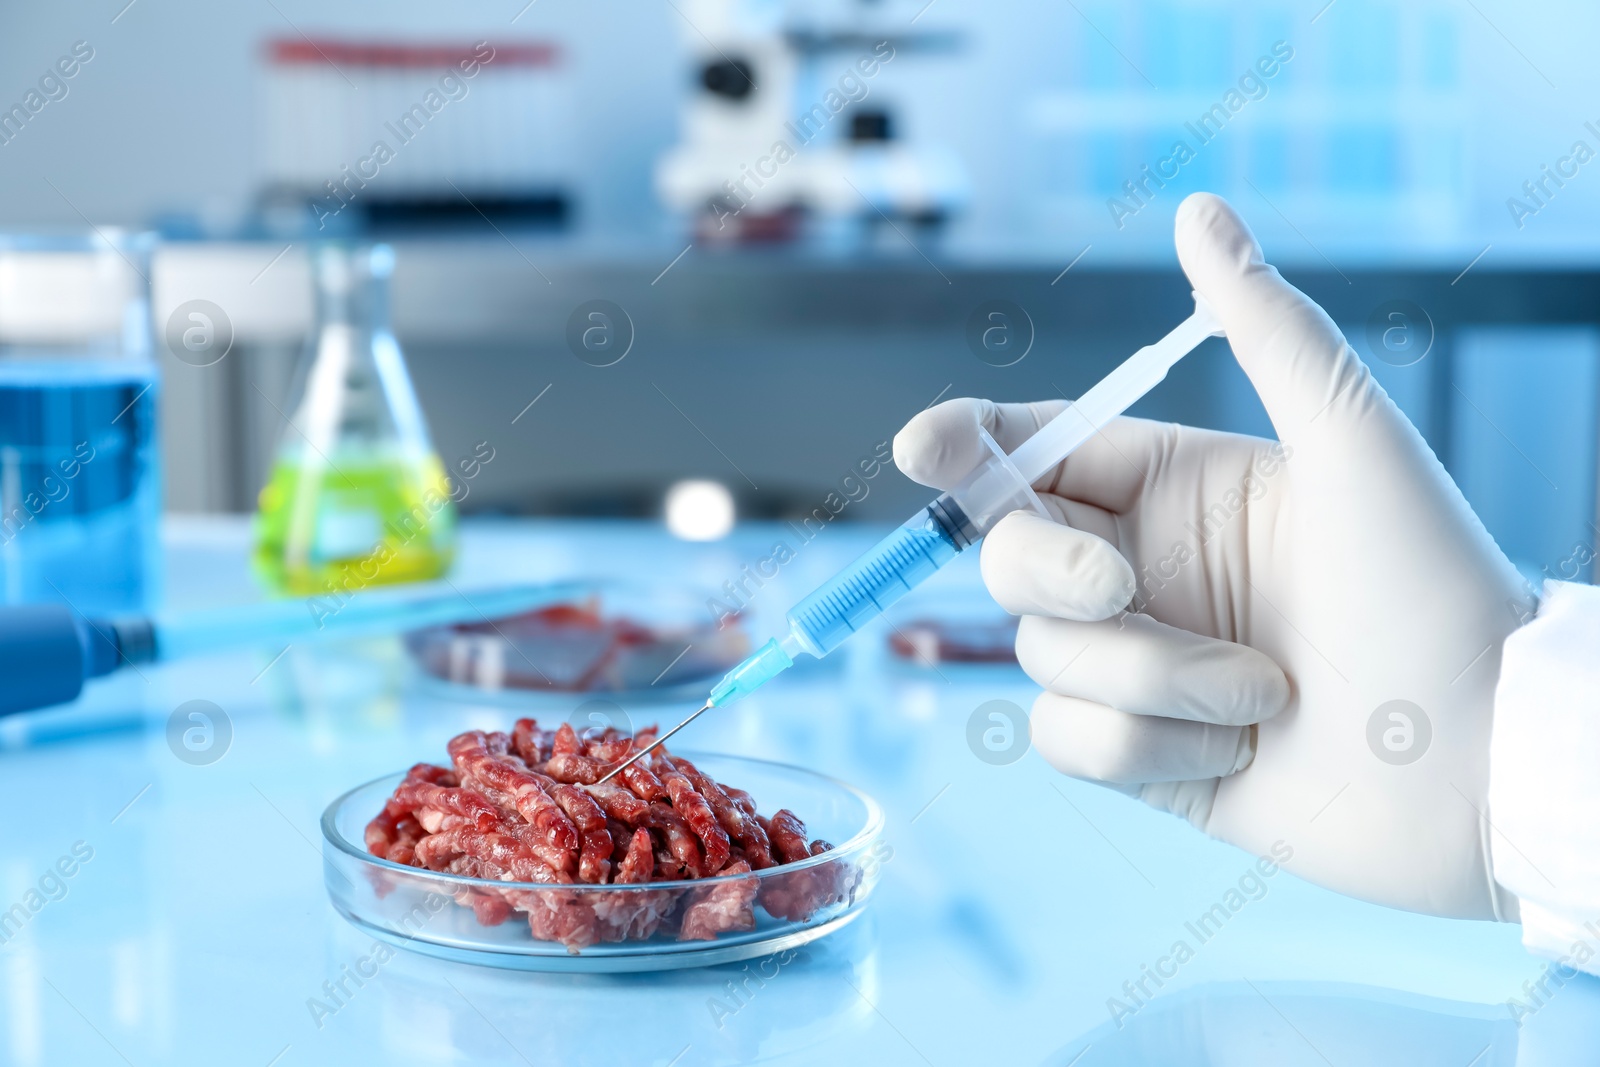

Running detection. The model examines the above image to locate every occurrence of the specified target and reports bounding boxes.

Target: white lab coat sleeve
[1489,579,1600,973]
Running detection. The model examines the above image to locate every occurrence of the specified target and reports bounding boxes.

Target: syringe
[600,294,1223,780]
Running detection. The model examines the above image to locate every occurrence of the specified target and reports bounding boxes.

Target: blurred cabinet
[1450,327,1600,582]
[148,244,1600,545]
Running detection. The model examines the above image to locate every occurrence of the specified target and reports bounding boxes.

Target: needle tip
[595,698,713,785]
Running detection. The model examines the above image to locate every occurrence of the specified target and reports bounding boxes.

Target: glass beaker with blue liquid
[0,232,161,614]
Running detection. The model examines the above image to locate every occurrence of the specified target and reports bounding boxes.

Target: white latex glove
[895,193,1527,920]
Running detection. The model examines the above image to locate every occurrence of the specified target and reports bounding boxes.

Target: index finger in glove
[893,397,1064,491]
[893,397,1181,514]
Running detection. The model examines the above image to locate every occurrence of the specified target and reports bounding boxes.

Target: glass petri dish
[321,754,884,973]
[403,580,752,703]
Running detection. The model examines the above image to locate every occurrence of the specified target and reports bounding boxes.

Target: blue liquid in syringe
[710,504,964,705]
[787,509,959,654]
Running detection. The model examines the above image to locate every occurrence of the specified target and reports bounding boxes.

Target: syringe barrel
[786,505,960,656]
[935,429,1049,548]
[785,430,1046,658]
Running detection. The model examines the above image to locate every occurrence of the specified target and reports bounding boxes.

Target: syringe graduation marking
[791,517,956,645]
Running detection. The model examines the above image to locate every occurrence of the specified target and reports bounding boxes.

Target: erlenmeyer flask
[252,244,455,595]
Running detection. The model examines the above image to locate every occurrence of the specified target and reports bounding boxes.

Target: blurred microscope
[655,0,967,245]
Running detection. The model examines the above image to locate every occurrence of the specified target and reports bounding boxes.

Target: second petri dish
[405,581,751,702]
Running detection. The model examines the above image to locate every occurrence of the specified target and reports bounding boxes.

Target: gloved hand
[895,193,1527,920]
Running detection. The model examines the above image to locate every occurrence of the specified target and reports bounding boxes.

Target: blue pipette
[600,295,1223,781]
[0,581,589,718]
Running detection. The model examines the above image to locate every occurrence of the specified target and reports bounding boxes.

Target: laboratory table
[1,518,1595,1066]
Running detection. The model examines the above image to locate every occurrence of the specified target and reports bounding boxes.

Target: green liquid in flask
[252,451,455,596]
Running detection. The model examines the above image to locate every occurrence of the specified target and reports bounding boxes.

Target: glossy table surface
[1,517,1595,1067]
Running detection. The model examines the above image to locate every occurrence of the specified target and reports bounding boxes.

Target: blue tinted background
[0,0,1593,579]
